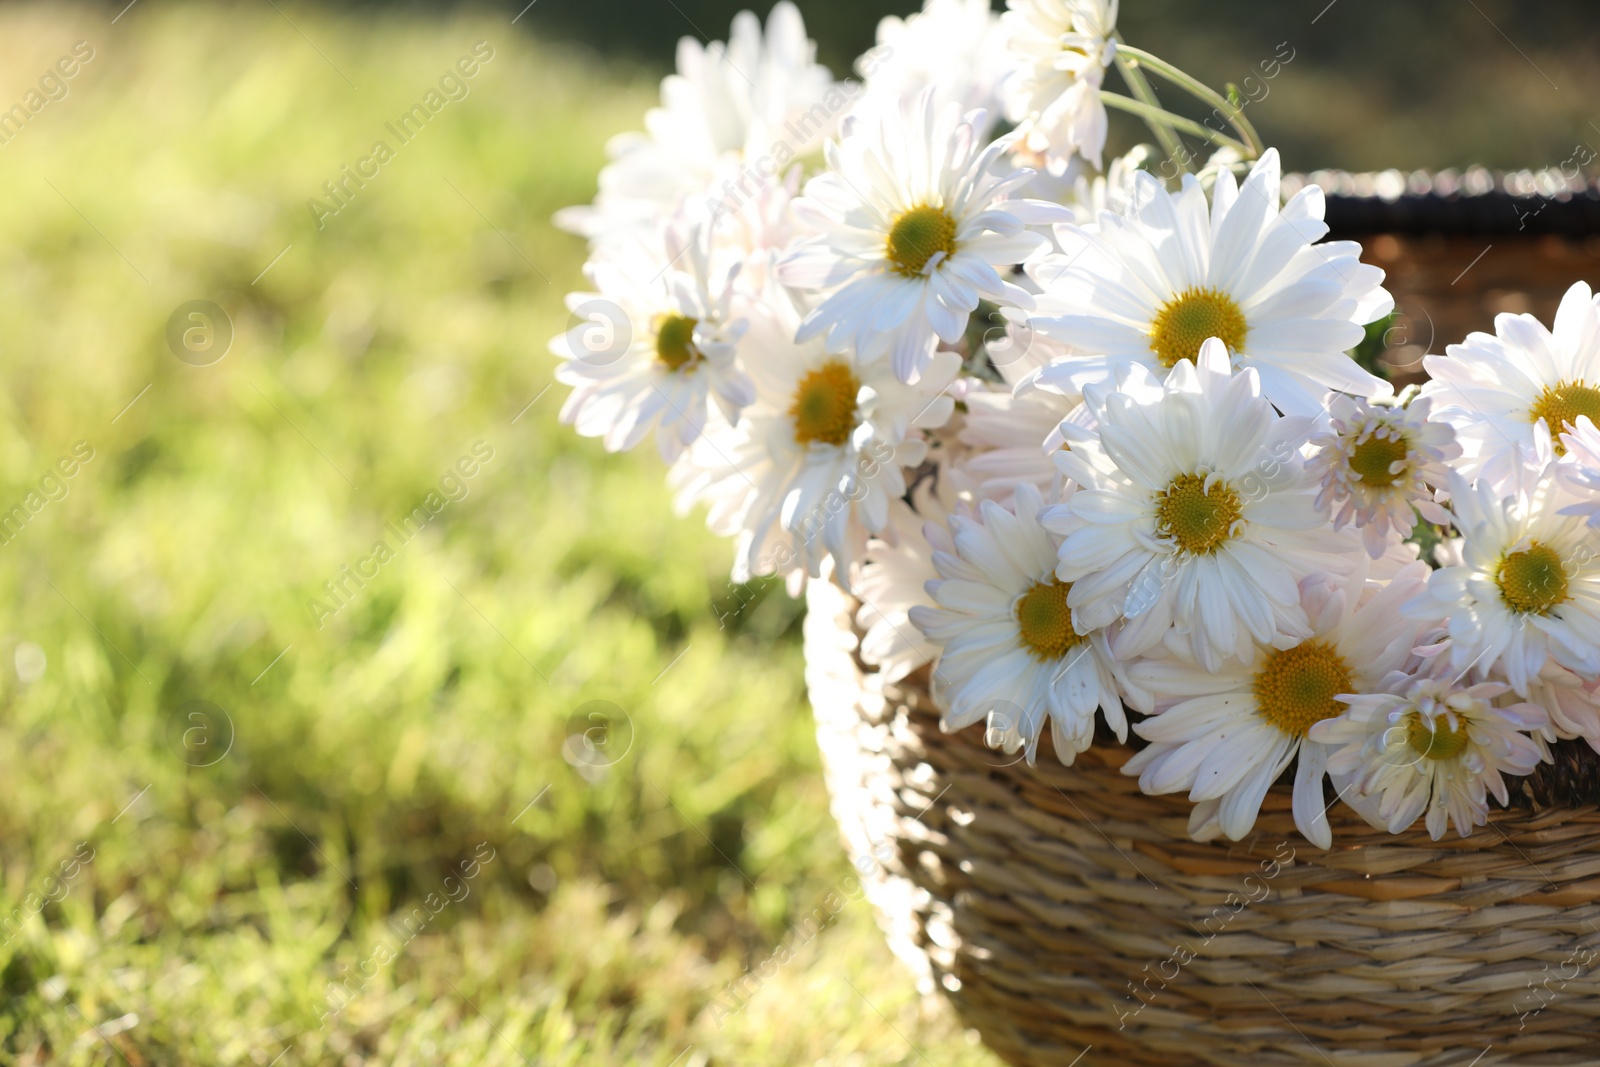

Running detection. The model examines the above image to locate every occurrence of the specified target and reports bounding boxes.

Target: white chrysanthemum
[778,92,1070,384]
[1001,0,1117,171]
[909,483,1128,766]
[553,222,753,460]
[697,160,802,293]
[1307,392,1459,558]
[854,0,1008,127]
[670,280,958,587]
[1063,144,1149,224]
[1423,281,1600,488]
[1024,150,1395,415]
[960,387,1084,504]
[956,317,1089,501]
[1556,415,1600,528]
[1411,464,1600,697]
[1312,673,1546,840]
[555,2,836,244]
[1044,340,1356,670]
[853,479,963,683]
[1523,662,1600,751]
[1125,562,1432,848]
[981,306,1079,387]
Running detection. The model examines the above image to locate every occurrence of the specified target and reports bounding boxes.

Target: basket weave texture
[804,580,1600,1067]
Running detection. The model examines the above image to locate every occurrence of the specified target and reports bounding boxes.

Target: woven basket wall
[806,580,1600,1067]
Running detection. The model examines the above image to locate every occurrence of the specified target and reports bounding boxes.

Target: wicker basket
[804,174,1600,1067]
[807,581,1600,1067]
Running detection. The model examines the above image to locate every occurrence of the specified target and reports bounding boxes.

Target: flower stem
[1114,45,1265,159]
[1112,40,1183,170]
[1098,92,1250,156]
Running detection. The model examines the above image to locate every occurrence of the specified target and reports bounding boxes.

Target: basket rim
[1288,167,1600,237]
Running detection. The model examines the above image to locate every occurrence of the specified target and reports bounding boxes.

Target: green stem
[1114,44,1264,158]
[1098,92,1250,156]
[1112,40,1183,169]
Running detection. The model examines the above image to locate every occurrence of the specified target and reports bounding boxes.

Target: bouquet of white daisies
[553,0,1600,850]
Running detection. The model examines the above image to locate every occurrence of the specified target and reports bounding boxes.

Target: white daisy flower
[555,2,837,245]
[853,478,963,683]
[1025,150,1395,415]
[778,92,1071,384]
[1422,281,1600,488]
[1556,415,1600,528]
[1124,561,1434,848]
[1312,673,1546,840]
[670,279,958,587]
[854,0,1008,128]
[1307,392,1459,558]
[1411,463,1600,697]
[1004,144,1147,235]
[1061,144,1149,224]
[697,159,802,294]
[943,308,1086,506]
[553,221,753,460]
[1044,340,1356,671]
[981,306,1078,388]
[956,321,1090,502]
[1001,0,1117,172]
[1524,662,1600,751]
[959,380,1088,504]
[909,482,1129,766]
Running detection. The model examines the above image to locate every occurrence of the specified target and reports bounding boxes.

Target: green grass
[0,4,1000,1064]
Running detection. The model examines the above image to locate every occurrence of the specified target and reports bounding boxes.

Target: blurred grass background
[0,1,1591,1064]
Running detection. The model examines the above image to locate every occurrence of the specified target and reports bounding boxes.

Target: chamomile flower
[778,92,1070,384]
[553,222,753,460]
[1125,561,1433,848]
[670,278,958,588]
[555,3,837,245]
[909,482,1128,766]
[1312,673,1546,840]
[1026,150,1395,414]
[1422,282,1600,489]
[1556,415,1600,528]
[1307,392,1459,558]
[1045,340,1355,671]
[1412,463,1600,697]
[1001,0,1118,171]
[854,0,1008,127]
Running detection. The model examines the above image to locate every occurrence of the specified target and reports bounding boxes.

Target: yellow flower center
[654,314,701,371]
[1148,287,1249,369]
[1496,541,1570,615]
[1529,380,1600,454]
[885,204,958,277]
[1347,434,1409,489]
[1155,473,1242,554]
[1252,641,1353,740]
[1404,712,1470,761]
[790,361,861,447]
[1014,579,1084,661]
